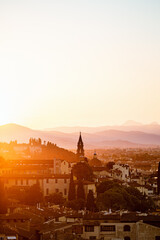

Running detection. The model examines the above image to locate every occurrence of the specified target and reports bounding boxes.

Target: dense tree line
[96,180,155,212]
[72,161,93,181]
[7,183,43,205]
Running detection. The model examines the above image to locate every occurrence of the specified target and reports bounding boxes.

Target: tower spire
[77,132,84,159]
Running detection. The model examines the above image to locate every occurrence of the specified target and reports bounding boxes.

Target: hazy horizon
[1,119,160,131]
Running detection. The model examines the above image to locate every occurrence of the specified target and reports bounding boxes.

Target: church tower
[77,132,84,159]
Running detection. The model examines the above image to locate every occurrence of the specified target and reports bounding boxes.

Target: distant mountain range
[0,122,160,149]
[45,121,160,134]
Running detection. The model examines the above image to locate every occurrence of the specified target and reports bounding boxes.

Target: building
[112,164,130,182]
[2,174,70,198]
[72,213,160,240]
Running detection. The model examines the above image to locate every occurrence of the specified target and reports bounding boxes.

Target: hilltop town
[0,134,160,239]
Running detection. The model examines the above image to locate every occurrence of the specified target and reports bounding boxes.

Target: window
[26,179,28,185]
[21,179,23,185]
[85,225,94,232]
[46,188,49,195]
[55,179,58,183]
[124,237,130,240]
[89,237,96,240]
[100,225,115,232]
[46,179,49,183]
[124,225,131,232]
[155,237,160,240]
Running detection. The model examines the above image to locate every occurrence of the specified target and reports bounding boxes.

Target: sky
[0,0,160,129]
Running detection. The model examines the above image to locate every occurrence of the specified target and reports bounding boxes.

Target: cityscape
[1,0,160,240]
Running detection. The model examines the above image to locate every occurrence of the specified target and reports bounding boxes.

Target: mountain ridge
[0,123,160,149]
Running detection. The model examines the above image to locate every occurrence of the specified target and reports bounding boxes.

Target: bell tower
[77,132,84,159]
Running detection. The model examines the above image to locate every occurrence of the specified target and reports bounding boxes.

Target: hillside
[0,123,160,149]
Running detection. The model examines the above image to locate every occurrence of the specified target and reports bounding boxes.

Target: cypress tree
[77,180,85,200]
[157,162,160,195]
[68,171,76,201]
[86,190,95,212]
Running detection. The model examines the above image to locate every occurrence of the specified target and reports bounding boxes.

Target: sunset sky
[0,0,160,129]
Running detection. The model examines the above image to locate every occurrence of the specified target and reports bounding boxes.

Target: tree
[66,199,85,211]
[97,189,124,211]
[86,190,95,211]
[68,171,76,201]
[73,162,93,181]
[77,180,85,200]
[106,162,115,170]
[47,193,65,205]
[25,183,43,205]
[96,180,119,195]
[96,180,155,212]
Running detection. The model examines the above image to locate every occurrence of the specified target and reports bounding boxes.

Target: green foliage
[66,199,85,211]
[44,142,77,162]
[106,162,115,170]
[7,183,43,205]
[86,190,95,211]
[97,188,124,210]
[25,183,43,205]
[77,180,85,200]
[46,193,65,205]
[68,171,76,201]
[96,180,155,212]
[96,180,119,194]
[73,162,93,181]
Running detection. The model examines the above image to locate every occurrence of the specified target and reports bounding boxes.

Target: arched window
[124,237,130,240]
[124,225,131,231]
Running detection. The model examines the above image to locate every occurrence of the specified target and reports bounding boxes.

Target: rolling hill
[0,123,160,149]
